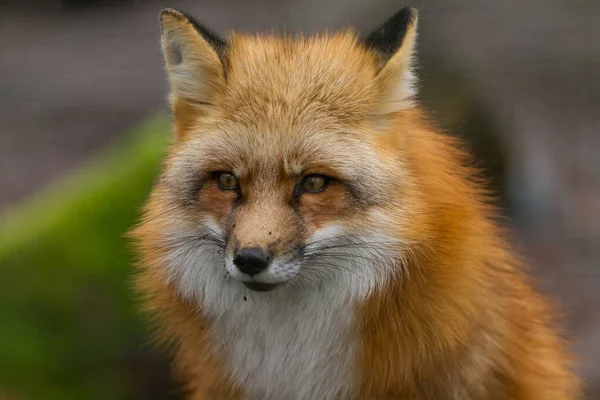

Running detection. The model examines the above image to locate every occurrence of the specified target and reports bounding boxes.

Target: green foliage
[0,115,177,400]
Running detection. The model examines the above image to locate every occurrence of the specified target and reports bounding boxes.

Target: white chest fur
[207,286,358,400]
[165,222,396,399]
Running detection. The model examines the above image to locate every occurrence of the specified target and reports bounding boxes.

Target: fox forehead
[213,33,381,126]
[184,122,378,171]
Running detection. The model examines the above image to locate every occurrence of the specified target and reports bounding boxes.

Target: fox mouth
[242,281,280,292]
[226,254,301,292]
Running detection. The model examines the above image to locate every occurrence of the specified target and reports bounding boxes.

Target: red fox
[131,6,580,399]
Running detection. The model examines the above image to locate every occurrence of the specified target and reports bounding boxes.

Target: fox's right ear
[363,7,419,113]
[159,9,226,108]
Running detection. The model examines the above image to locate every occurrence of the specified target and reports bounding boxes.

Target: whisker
[304,262,366,281]
[139,203,191,224]
[199,222,225,239]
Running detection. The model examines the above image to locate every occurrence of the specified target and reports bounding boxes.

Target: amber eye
[301,175,329,193]
[217,173,239,190]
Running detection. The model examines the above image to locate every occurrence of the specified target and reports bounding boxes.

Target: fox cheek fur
[131,5,580,400]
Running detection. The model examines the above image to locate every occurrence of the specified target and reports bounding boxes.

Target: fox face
[163,109,399,294]
[142,8,421,308]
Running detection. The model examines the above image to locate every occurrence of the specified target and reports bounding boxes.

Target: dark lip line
[242,281,280,292]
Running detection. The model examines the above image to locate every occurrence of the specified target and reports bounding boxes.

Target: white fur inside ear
[167,54,215,103]
[380,66,418,113]
[160,18,224,105]
[376,16,419,113]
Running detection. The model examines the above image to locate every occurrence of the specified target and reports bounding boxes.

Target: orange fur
[131,8,580,399]
[356,109,579,398]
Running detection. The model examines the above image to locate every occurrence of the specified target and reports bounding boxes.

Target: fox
[131,6,581,400]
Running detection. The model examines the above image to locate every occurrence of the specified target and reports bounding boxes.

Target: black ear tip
[392,6,418,26]
[362,5,418,59]
[160,8,185,22]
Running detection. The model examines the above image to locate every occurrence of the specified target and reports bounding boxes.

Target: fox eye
[301,175,329,193]
[217,172,239,190]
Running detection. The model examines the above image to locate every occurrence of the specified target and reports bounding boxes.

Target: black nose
[233,247,271,277]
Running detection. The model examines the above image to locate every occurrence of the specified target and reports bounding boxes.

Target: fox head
[136,7,427,308]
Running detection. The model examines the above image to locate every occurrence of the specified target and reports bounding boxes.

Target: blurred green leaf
[0,114,176,400]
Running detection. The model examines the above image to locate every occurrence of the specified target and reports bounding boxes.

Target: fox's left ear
[363,7,419,113]
[159,9,227,108]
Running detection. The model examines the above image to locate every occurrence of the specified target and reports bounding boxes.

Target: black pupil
[307,177,322,190]
[222,174,234,187]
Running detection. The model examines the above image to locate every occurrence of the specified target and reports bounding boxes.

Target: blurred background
[0,0,598,398]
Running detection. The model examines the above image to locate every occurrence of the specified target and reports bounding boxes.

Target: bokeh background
[1,0,598,398]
